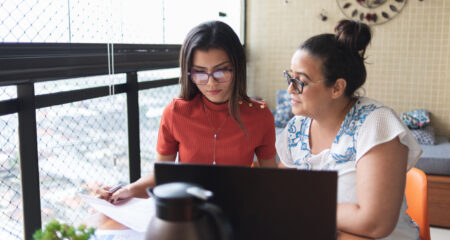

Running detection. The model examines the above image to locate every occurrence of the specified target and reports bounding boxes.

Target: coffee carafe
[145,182,233,240]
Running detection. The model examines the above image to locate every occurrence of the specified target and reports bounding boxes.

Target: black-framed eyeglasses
[188,69,233,85]
[284,70,307,94]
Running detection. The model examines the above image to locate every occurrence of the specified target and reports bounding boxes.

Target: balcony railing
[0,42,181,240]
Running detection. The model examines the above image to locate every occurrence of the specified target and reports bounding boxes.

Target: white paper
[80,194,155,232]
[89,229,145,240]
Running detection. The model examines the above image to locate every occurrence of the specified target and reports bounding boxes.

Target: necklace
[202,102,229,165]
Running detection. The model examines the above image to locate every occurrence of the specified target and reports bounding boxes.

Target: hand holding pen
[108,184,123,194]
[96,183,133,204]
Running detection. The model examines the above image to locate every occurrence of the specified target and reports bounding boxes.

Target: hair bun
[334,19,371,56]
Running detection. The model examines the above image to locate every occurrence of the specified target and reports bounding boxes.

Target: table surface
[84,212,373,240]
[83,212,129,230]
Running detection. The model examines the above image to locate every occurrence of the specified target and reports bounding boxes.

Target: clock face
[337,0,407,25]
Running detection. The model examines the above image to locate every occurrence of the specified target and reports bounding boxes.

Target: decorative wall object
[320,9,328,21]
[336,0,407,25]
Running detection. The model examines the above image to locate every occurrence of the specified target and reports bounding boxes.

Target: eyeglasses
[284,70,307,94]
[188,69,233,85]
[283,70,323,94]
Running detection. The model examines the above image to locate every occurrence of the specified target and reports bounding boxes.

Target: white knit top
[276,97,422,240]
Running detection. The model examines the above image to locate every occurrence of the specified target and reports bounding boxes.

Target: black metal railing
[0,42,181,240]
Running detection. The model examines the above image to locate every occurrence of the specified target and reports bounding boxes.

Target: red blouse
[156,94,276,166]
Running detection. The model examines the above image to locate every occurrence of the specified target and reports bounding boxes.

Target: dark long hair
[299,19,372,97]
[179,21,249,134]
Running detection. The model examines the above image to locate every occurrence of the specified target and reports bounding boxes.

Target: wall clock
[337,0,407,25]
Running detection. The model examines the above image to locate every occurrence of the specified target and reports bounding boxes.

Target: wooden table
[337,231,373,240]
[83,212,129,230]
[84,213,372,240]
[428,174,450,227]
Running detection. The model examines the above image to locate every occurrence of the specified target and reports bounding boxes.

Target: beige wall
[246,0,450,138]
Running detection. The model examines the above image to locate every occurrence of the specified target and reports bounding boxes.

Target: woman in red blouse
[97,21,276,203]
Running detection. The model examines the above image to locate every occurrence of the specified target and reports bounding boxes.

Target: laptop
[154,162,337,240]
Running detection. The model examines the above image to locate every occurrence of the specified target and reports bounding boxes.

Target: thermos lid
[149,182,213,221]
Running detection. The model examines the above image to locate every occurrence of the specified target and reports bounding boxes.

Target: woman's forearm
[337,197,400,238]
[127,173,155,198]
[127,154,176,198]
[258,156,277,167]
[337,203,378,237]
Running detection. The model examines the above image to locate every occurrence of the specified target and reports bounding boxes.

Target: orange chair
[405,167,431,240]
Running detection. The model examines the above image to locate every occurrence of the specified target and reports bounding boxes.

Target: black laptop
[154,162,337,240]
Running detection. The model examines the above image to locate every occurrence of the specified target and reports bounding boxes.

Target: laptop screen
[154,162,337,240]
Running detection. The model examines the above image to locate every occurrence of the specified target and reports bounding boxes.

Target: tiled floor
[430,227,450,240]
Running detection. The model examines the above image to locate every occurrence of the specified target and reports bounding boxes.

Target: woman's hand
[95,185,133,204]
[95,185,113,200]
[95,154,175,204]
[109,185,133,204]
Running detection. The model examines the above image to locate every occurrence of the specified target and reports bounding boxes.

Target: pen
[108,184,123,194]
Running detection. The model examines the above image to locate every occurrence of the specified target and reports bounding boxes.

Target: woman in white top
[276,19,422,239]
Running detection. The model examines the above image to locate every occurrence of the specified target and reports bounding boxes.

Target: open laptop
[154,162,337,240]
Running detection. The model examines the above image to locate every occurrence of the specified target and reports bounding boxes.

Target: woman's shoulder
[334,98,395,142]
[353,97,422,166]
[163,94,202,116]
[167,94,201,108]
[241,98,272,116]
[352,97,397,119]
[352,97,411,142]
